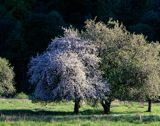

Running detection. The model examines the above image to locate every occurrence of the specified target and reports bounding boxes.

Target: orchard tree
[129,40,160,112]
[28,29,108,114]
[0,58,15,97]
[81,19,133,113]
[82,19,160,113]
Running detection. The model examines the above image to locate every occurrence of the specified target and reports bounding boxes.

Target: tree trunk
[74,99,80,114]
[101,99,111,114]
[147,99,152,112]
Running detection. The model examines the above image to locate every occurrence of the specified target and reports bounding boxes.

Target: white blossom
[28,29,109,102]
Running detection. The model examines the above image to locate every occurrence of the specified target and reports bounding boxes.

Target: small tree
[129,41,160,112]
[28,29,108,114]
[0,58,15,96]
[82,19,160,113]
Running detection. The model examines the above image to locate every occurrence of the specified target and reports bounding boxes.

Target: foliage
[15,92,29,99]
[28,29,108,103]
[0,5,7,17]
[129,23,155,40]
[0,57,15,96]
[24,11,65,54]
[0,17,16,44]
[1,0,160,93]
[1,20,29,91]
[81,19,160,102]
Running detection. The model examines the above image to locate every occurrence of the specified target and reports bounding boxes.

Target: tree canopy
[81,19,160,112]
[0,57,15,96]
[28,28,108,113]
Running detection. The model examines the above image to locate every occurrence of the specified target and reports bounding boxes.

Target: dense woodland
[0,0,160,93]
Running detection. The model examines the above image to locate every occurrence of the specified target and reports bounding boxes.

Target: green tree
[0,58,15,96]
[82,19,160,113]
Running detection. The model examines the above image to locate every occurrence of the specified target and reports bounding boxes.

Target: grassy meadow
[0,99,160,125]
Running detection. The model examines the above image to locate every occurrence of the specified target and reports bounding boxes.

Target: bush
[15,92,28,99]
[0,58,15,97]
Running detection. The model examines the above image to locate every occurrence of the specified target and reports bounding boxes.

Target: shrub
[15,92,28,99]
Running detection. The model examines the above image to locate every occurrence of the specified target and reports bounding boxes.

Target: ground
[0,99,160,126]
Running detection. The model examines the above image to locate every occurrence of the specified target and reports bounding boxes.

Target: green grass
[0,99,160,125]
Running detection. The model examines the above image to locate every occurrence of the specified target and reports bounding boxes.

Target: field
[0,99,160,126]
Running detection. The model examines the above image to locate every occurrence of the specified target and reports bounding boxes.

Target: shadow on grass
[0,109,103,116]
[0,109,160,124]
[0,109,73,116]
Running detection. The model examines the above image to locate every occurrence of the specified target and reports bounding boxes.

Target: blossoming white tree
[28,29,109,114]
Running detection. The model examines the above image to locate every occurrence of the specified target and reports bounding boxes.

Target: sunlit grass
[0,99,160,125]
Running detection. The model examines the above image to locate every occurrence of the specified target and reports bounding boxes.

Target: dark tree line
[0,0,160,93]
